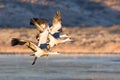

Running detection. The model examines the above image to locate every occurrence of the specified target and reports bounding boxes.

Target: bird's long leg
[32,57,37,65]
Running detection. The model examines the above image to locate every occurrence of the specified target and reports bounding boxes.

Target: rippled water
[0,54,120,80]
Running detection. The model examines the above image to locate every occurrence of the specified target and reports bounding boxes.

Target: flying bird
[11,38,59,65]
[30,12,72,48]
[30,18,50,49]
[30,11,70,39]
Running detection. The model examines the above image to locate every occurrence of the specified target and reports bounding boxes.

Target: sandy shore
[0,26,120,54]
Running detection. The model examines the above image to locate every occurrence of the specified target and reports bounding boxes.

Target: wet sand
[0,54,120,80]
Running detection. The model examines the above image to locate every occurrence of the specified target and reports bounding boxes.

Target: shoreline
[0,26,120,54]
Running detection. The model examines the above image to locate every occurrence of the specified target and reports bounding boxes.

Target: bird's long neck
[62,39,70,43]
[48,51,59,55]
[61,38,71,43]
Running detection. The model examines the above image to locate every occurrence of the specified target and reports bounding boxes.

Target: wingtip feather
[11,38,19,46]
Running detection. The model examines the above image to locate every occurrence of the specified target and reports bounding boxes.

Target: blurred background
[0,0,120,53]
[0,0,120,27]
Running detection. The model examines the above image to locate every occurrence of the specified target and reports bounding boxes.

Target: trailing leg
[32,57,37,65]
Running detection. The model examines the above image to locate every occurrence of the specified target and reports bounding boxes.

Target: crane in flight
[30,11,72,48]
[30,11,70,39]
[11,38,59,65]
[31,18,72,48]
[11,10,72,65]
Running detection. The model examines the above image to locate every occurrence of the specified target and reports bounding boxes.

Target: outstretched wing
[30,18,49,33]
[11,38,39,52]
[50,11,62,34]
[37,28,49,47]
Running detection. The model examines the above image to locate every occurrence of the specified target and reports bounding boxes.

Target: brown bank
[0,26,120,54]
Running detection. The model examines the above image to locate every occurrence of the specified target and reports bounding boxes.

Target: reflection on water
[0,54,120,80]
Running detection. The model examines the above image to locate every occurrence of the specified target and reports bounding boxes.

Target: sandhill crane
[11,38,59,65]
[50,10,70,39]
[30,18,50,49]
[31,18,72,48]
[30,11,70,39]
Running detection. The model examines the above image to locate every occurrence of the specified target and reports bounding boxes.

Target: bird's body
[37,27,49,49]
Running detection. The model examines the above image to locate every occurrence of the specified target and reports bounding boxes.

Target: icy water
[0,54,120,80]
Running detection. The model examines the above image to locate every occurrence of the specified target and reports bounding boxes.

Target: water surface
[0,54,120,80]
